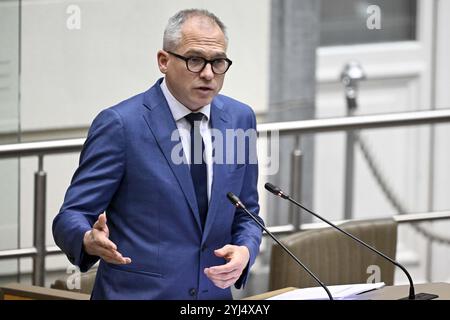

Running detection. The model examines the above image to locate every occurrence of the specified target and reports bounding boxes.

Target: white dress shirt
[160,78,213,201]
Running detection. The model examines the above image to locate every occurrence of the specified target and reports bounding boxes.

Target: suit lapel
[202,99,231,242]
[142,82,202,231]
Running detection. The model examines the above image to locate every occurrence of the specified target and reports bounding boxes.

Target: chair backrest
[269,218,397,290]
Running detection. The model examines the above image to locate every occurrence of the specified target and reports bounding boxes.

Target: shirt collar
[160,78,210,122]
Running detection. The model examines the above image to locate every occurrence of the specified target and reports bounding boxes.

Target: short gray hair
[163,9,228,51]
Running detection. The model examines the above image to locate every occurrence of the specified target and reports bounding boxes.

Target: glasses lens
[187,57,205,72]
[212,59,229,74]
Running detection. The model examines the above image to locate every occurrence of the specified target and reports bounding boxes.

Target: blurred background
[0,0,449,299]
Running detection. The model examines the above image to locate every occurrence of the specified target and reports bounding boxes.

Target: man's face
[158,17,228,111]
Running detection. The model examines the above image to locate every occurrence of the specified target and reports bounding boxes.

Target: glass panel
[0,0,20,284]
[320,0,417,46]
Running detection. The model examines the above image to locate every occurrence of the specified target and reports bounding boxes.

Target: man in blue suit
[52,9,263,299]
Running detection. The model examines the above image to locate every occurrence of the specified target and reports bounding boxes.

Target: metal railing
[256,108,450,134]
[268,210,450,237]
[1,109,450,286]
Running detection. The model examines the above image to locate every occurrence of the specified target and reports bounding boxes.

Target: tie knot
[185,112,205,126]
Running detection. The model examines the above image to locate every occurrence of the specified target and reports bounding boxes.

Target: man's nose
[199,62,215,80]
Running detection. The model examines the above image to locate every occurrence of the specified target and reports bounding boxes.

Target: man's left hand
[204,244,250,289]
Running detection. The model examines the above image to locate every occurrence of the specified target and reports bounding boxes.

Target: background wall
[0,0,20,281]
[21,0,269,131]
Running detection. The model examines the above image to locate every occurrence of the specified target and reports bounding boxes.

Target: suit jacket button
[201,245,208,252]
[189,288,197,296]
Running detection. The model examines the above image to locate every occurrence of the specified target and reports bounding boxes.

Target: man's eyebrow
[184,50,227,58]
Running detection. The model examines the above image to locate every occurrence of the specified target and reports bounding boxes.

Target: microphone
[265,182,439,300]
[226,192,333,300]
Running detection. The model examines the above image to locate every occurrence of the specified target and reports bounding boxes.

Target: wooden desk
[244,282,450,300]
[356,282,450,300]
[0,283,90,300]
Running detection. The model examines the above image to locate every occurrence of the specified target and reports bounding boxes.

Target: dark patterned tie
[184,112,208,229]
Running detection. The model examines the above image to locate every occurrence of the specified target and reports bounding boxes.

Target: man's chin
[189,98,214,110]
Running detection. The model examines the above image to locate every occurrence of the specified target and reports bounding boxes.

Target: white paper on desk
[267,282,385,300]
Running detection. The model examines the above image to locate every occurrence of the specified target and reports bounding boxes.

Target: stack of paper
[267,282,385,300]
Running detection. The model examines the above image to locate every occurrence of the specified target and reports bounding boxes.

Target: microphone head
[264,182,281,194]
[227,192,242,208]
[264,182,289,199]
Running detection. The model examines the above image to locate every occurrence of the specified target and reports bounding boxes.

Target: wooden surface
[3,282,447,300]
[243,287,298,300]
[0,283,91,300]
[243,282,450,300]
[356,282,450,300]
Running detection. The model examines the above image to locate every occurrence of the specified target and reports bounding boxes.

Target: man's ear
[157,50,169,74]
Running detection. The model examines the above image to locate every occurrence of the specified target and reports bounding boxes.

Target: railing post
[33,155,46,286]
[341,61,366,220]
[344,123,356,220]
[289,137,302,231]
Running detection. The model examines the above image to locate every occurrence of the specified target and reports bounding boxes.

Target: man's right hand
[83,213,132,265]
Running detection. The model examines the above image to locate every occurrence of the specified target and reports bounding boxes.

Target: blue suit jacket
[52,78,262,299]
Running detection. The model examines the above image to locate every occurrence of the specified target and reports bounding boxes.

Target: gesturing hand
[83,213,131,265]
[204,245,250,289]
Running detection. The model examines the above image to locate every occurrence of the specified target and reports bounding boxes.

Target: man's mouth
[195,86,214,93]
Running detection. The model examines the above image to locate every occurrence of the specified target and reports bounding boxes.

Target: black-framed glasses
[167,51,232,75]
